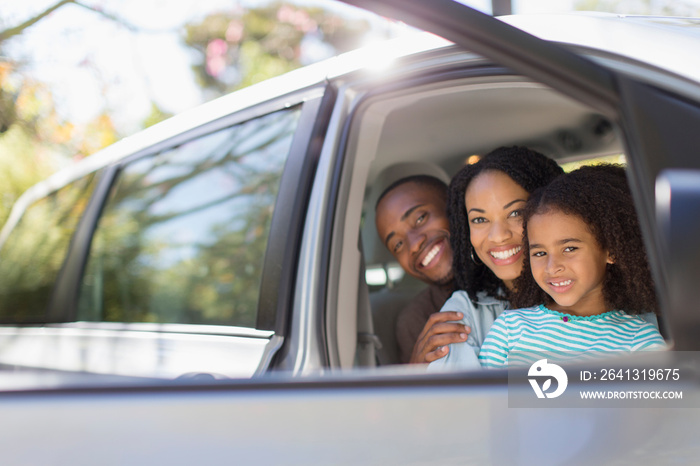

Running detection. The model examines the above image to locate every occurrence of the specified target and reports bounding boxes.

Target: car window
[0,174,98,323]
[77,107,301,328]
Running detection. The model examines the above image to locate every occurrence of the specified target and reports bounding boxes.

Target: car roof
[501,12,700,84]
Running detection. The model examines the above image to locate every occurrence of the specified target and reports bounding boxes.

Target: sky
[3,0,698,136]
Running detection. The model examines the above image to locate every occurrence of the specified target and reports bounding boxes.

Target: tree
[0,63,120,226]
[0,1,128,225]
[0,0,136,132]
[183,2,377,98]
[0,1,388,227]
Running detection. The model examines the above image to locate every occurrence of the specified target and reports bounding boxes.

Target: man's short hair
[375,175,448,210]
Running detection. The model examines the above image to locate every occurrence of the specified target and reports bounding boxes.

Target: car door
[0,83,334,379]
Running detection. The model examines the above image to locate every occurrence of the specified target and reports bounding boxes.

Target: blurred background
[1,0,699,227]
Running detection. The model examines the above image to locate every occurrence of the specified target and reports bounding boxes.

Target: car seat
[360,162,450,365]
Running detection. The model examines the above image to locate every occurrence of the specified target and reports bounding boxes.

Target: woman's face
[465,170,529,290]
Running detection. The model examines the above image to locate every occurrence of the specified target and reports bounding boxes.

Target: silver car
[1,1,699,463]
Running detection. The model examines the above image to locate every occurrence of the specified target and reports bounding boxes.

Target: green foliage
[0,60,119,227]
[0,87,17,133]
[183,2,373,97]
[0,1,378,325]
[0,2,378,229]
[237,40,297,89]
[0,125,60,226]
[0,173,97,321]
[142,103,174,129]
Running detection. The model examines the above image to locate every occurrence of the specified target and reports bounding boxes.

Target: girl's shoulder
[610,311,659,328]
[615,312,666,349]
[616,313,665,343]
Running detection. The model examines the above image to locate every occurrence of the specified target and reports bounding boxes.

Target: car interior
[328,73,628,370]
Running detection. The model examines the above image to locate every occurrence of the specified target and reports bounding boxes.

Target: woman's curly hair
[448,146,564,302]
[511,164,658,314]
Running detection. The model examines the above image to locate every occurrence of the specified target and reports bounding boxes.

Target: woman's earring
[470,247,482,265]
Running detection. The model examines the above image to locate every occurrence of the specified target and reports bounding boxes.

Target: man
[374,175,470,364]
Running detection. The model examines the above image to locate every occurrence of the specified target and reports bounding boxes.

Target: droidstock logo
[528,359,568,399]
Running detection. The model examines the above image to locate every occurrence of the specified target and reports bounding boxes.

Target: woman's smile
[488,245,523,264]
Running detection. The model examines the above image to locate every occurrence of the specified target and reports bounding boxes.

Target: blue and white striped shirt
[478,304,666,368]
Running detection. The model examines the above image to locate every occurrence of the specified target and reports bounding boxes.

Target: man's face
[375,182,453,285]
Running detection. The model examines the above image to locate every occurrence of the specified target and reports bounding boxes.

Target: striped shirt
[478,304,666,368]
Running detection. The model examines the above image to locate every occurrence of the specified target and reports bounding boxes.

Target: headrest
[361,162,450,266]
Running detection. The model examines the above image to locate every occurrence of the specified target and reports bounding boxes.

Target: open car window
[78,108,300,328]
[335,0,700,361]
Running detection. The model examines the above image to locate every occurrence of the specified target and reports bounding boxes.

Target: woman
[427,146,563,370]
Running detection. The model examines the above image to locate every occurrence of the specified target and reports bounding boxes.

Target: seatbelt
[355,248,381,367]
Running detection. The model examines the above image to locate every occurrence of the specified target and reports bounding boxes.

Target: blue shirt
[427,290,508,371]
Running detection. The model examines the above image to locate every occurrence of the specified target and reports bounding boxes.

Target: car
[1,0,700,463]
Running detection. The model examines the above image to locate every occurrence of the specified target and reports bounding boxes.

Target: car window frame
[46,85,331,340]
[340,0,700,349]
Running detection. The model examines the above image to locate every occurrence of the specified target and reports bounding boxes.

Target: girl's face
[465,170,529,290]
[527,209,613,316]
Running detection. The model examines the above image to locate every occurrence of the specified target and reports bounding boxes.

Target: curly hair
[511,164,658,314]
[448,146,564,302]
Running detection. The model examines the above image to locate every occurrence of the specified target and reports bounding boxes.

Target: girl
[478,164,665,368]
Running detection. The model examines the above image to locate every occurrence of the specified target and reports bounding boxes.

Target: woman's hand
[409,311,470,364]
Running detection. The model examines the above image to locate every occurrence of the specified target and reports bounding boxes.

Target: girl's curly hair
[448,146,564,302]
[511,164,658,314]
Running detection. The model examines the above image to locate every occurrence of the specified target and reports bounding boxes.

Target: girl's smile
[546,278,574,294]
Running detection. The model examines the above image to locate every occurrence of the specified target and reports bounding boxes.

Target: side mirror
[656,169,700,350]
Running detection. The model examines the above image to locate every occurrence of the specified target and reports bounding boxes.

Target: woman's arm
[426,291,483,371]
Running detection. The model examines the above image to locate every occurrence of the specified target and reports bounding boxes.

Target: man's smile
[417,237,447,269]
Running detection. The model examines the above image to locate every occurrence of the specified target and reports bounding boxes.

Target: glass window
[0,174,98,322]
[77,108,301,328]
